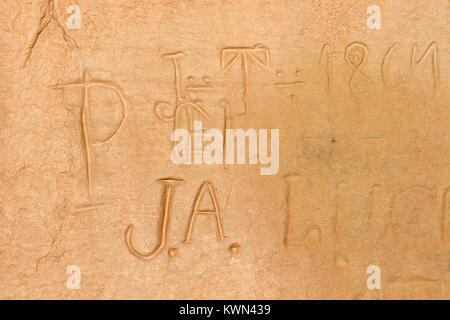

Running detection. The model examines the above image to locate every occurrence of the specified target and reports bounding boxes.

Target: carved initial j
[125,178,184,260]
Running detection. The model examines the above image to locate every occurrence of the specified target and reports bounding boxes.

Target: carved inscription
[53,69,128,207]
